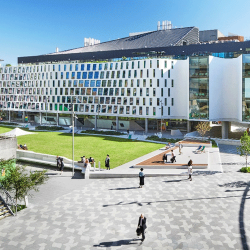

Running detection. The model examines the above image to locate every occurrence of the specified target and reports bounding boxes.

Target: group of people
[56,156,64,174]
[162,150,176,163]
[79,156,95,169]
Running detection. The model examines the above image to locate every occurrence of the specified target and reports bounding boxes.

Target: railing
[0,185,17,216]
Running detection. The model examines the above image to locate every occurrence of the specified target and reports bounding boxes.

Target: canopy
[0,128,35,137]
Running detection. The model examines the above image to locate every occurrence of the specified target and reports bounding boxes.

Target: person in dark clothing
[162,153,168,163]
[56,155,61,170]
[60,157,64,174]
[105,154,110,170]
[139,168,145,188]
[138,214,147,242]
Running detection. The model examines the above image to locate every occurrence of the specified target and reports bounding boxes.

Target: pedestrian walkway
[0,144,249,249]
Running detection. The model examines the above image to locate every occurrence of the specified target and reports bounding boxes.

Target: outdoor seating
[196,146,205,153]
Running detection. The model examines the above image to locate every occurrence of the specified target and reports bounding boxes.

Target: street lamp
[159,100,163,133]
[71,103,78,176]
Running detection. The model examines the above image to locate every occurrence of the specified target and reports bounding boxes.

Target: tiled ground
[0,144,249,250]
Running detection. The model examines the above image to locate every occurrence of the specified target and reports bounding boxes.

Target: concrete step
[0,213,11,220]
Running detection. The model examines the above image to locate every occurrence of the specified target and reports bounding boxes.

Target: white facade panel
[209,55,242,122]
[169,59,189,119]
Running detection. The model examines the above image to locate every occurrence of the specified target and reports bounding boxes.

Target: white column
[187,121,192,133]
[145,118,148,133]
[95,115,97,130]
[222,121,229,139]
[116,116,119,131]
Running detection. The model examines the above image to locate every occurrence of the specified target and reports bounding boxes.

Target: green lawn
[0,127,162,169]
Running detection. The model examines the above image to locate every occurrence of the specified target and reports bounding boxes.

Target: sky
[1,0,250,66]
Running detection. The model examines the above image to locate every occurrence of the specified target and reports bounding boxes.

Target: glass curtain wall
[189,56,209,119]
[242,54,250,121]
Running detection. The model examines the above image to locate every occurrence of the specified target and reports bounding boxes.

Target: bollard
[94,161,96,172]
[98,161,101,171]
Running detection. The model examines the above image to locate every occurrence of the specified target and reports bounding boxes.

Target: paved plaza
[0,145,250,249]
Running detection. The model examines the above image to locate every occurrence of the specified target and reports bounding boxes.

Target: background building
[1,22,250,138]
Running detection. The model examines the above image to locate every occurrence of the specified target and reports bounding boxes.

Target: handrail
[0,185,17,216]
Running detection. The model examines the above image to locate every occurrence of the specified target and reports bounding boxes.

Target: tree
[237,131,250,168]
[0,162,48,211]
[195,122,211,140]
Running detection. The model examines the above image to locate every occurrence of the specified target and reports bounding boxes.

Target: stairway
[0,200,12,220]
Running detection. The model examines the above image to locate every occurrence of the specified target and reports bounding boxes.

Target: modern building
[1,22,250,138]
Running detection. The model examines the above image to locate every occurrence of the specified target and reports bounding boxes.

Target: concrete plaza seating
[16,149,88,175]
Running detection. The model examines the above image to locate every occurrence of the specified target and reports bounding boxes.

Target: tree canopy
[0,161,48,206]
[237,131,250,167]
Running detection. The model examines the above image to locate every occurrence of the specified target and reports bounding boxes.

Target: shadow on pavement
[163,179,184,183]
[93,239,140,247]
[239,183,250,250]
[103,194,250,207]
[109,187,139,190]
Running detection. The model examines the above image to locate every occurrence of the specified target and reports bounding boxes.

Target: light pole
[72,110,75,176]
[159,100,163,133]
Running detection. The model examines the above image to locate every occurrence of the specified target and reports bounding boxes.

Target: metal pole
[72,110,74,176]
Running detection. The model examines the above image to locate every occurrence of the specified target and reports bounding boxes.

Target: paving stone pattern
[0,145,250,249]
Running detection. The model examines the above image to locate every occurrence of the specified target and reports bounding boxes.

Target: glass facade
[189,56,209,119]
[242,54,250,121]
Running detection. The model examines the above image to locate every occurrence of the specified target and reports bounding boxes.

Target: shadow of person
[93,238,141,247]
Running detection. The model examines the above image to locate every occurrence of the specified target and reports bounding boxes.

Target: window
[102,80,106,87]
[90,80,95,87]
[126,62,129,69]
[93,64,97,71]
[168,70,170,78]
[164,61,167,68]
[82,72,87,79]
[139,107,142,115]
[161,88,163,97]
[133,88,136,96]
[171,61,174,69]
[132,62,134,69]
[157,79,159,87]
[161,69,163,78]
[119,80,122,87]
[168,107,170,115]
[99,64,102,70]
[94,72,99,79]
[150,60,152,68]
[146,88,149,96]
[81,64,84,71]
[75,64,78,71]
[137,79,140,87]
[110,63,113,70]
[157,60,159,68]
[140,88,143,96]
[168,88,170,97]
[153,88,156,96]
[171,98,174,106]
[171,79,174,87]
[165,79,167,87]
[106,71,110,78]
[157,98,160,106]
[77,72,81,79]
[165,98,167,106]
[153,107,156,115]
[87,64,91,70]
[138,61,140,68]
[100,71,104,79]
[136,98,139,105]
[85,80,89,87]
[88,72,93,79]
[146,107,149,115]
[127,88,130,96]
[143,79,146,87]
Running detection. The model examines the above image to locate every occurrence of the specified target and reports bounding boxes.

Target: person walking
[139,168,145,188]
[105,154,110,170]
[137,214,147,242]
[60,157,64,174]
[188,159,193,181]
[179,143,183,155]
[56,155,61,170]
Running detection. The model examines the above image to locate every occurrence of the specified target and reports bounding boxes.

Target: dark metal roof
[49,27,198,55]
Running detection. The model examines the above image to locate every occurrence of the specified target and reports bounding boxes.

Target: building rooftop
[49,27,198,55]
